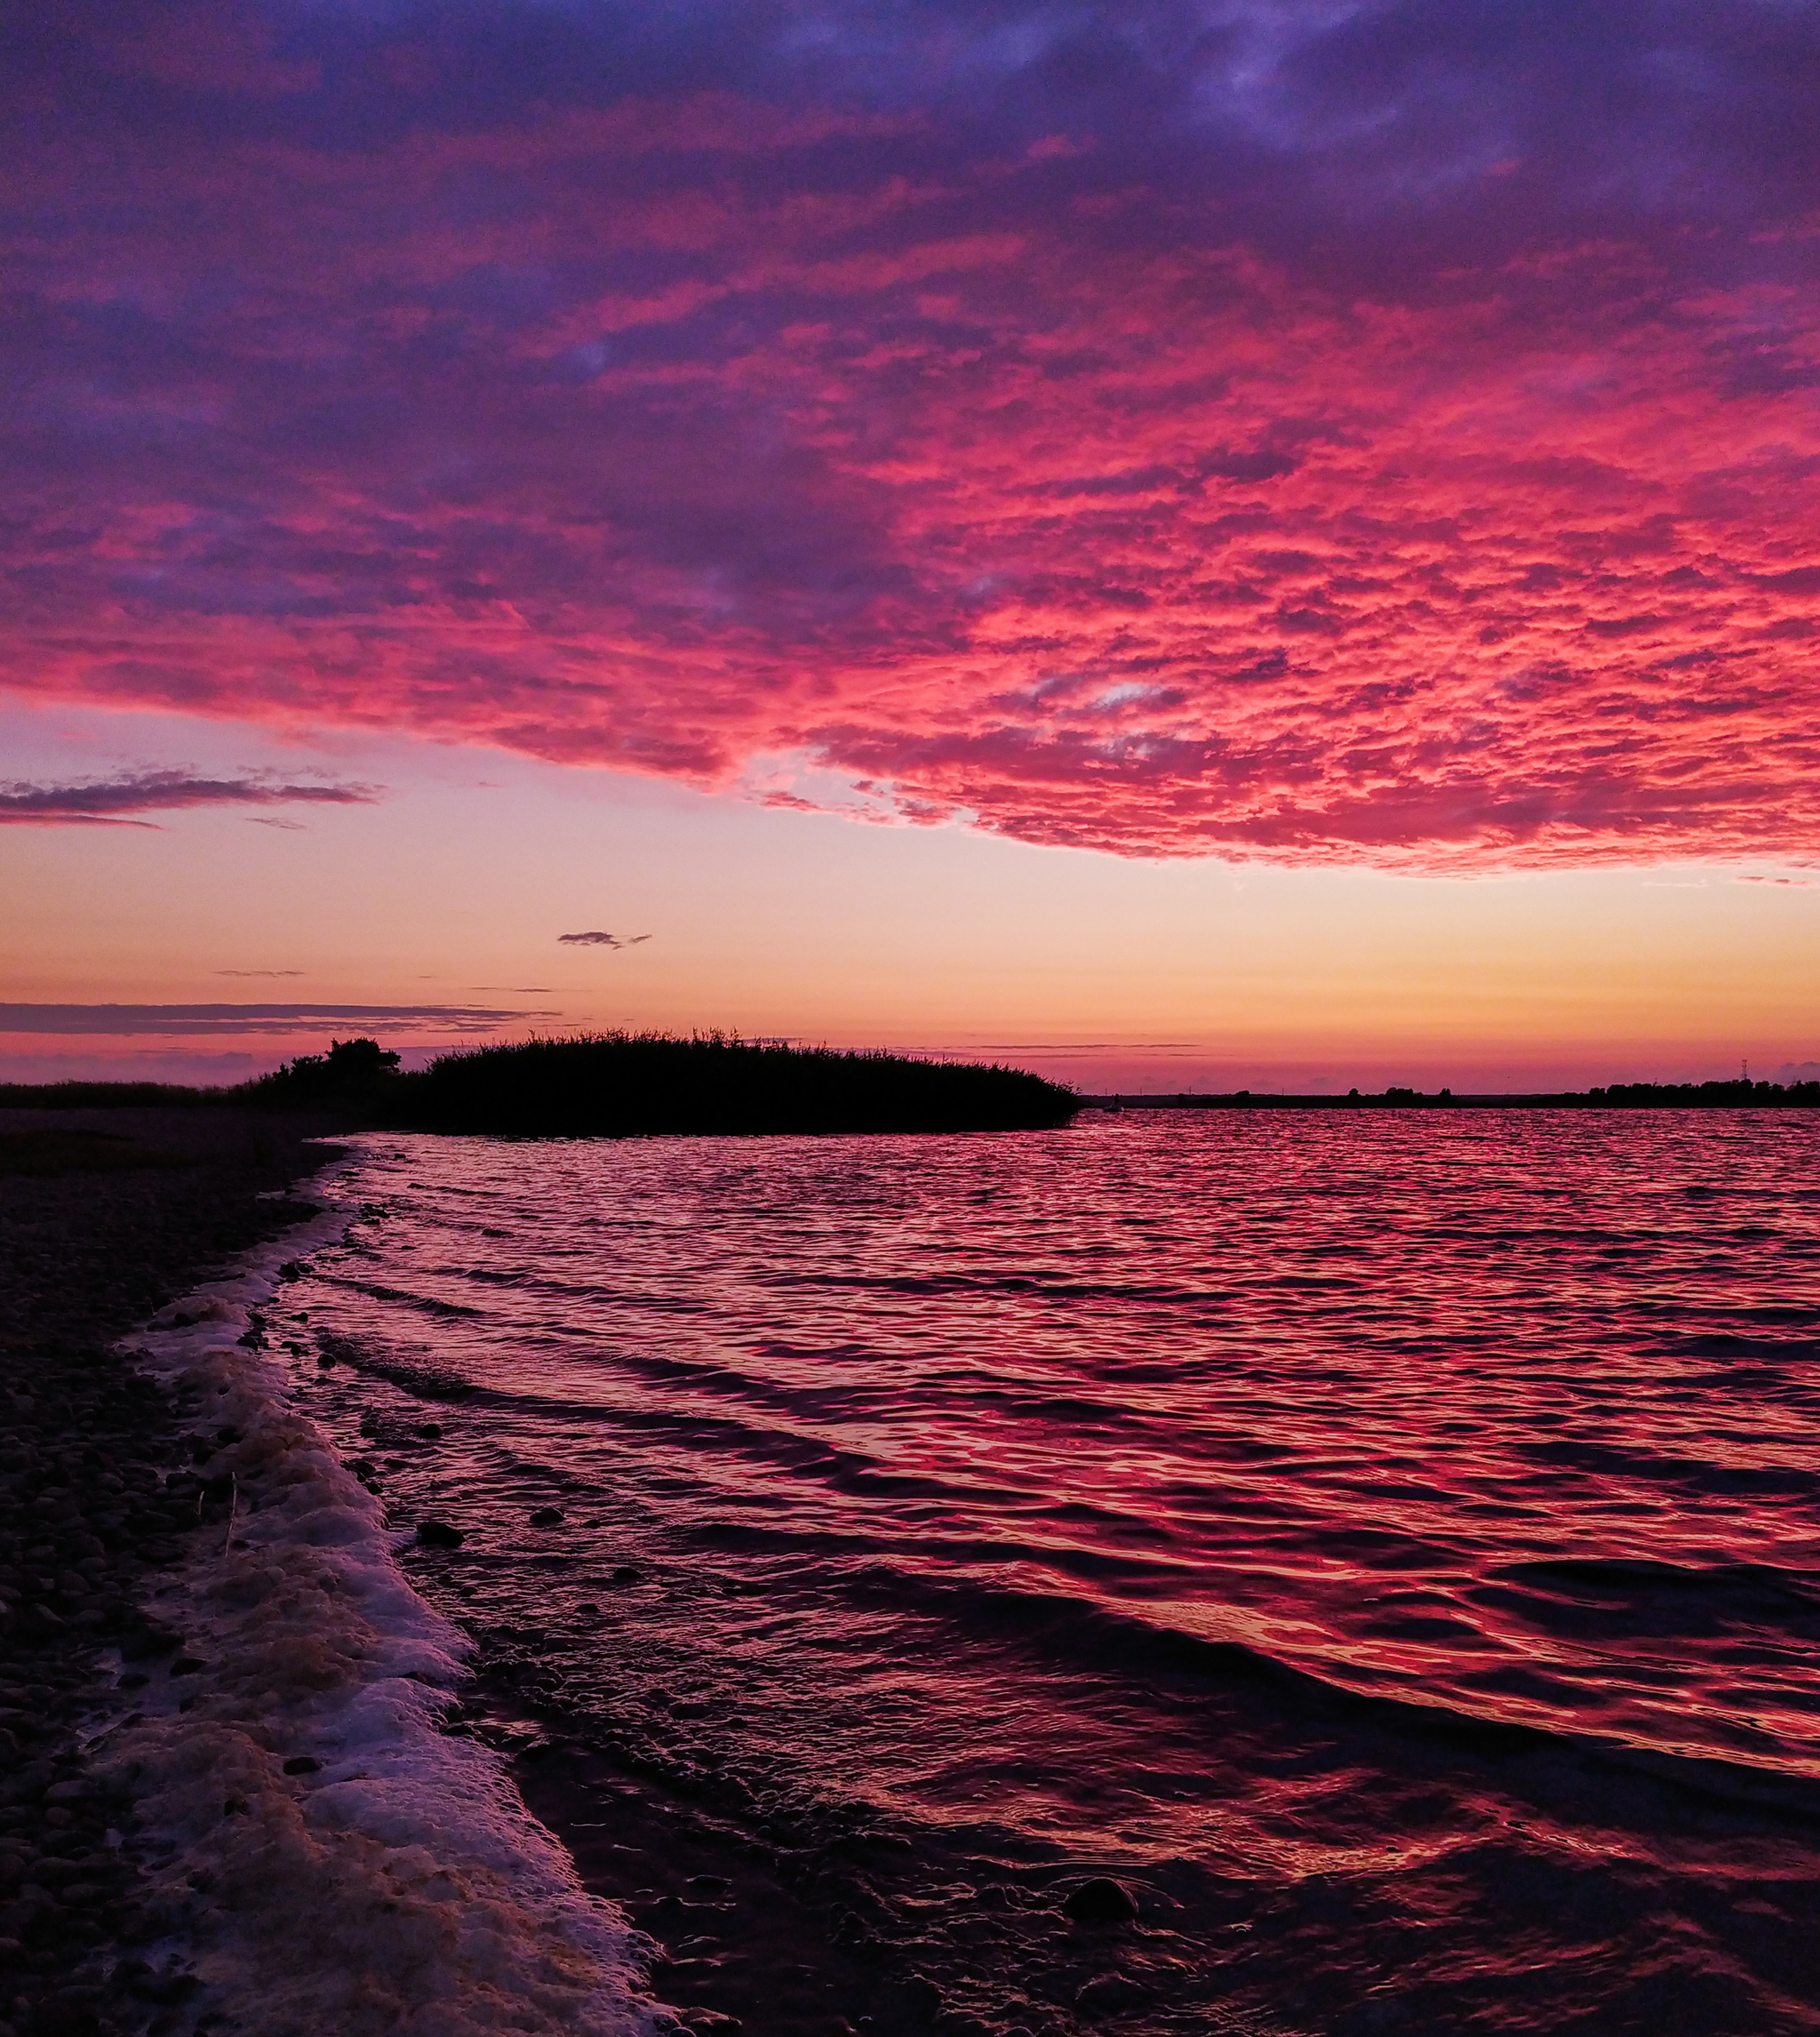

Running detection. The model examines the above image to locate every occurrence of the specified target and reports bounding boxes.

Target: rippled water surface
[284,1112,1820,2033]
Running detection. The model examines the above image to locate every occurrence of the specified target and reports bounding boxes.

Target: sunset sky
[4,0,1817,1090]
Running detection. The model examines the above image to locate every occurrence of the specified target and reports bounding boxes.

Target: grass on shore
[1,1034,1081,1138]
[386,1032,1078,1136]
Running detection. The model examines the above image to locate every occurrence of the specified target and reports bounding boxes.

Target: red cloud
[4,5,1819,867]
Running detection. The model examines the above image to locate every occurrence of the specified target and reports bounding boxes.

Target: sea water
[273,1110,1820,2034]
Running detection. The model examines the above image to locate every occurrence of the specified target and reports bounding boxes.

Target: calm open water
[281,1111,1820,2034]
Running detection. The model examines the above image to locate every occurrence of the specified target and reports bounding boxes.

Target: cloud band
[3,3,1817,865]
[0,1003,551,1035]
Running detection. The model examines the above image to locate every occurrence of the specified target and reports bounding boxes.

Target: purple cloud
[0,1003,553,1035]
[0,769,381,826]
[1,4,1817,864]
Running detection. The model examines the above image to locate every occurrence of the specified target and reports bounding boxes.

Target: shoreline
[0,1111,661,2037]
[0,1110,1099,2037]
[0,1108,348,2035]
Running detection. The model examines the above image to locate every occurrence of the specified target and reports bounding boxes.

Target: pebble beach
[0,1109,345,2034]
[0,1110,660,2037]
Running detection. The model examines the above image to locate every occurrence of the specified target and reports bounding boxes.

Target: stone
[897,1973,944,2022]
[1062,1877,1139,1925]
[417,1519,465,1549]
[119,1619,181,1661]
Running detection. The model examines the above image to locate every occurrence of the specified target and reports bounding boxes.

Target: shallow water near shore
[282,1111,1820,2033]
[94,1205,657,2037]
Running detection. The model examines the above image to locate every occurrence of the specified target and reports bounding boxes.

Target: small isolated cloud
[216,969,304,979]
[1735,874,1818,887]
[557,931,651,948]
[0,771,380,827]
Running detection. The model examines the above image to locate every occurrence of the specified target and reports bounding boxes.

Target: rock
[528,1506,565,1527]
[282,1756,322,1776]
[896,1973,944,2022]
[611,1564,643,1583]
[1063,1876,1139,1925]
[119,1618,181,1661]
[416,1519,465,1549]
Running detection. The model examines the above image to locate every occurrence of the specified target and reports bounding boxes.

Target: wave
[90,1188,663,2037]
[831,1559,1820,1813]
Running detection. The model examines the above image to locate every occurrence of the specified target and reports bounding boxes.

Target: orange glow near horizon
[4,5,1819,1081]
[3,711,1815,1091]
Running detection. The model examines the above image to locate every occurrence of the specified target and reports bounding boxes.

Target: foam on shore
[91,1178,661,2036]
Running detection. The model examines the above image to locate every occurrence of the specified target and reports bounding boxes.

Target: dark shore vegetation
[382,1033,1080,1137]
[0,1108,339,2036]
[7,1034,1816,1132]
[7,1048,1813,1133]
[4,1033,1082,1138]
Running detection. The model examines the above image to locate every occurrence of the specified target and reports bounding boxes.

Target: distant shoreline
[5,1063,1819,1124]
[0,1033,1081,1138]
[1083,1083,1820,1111]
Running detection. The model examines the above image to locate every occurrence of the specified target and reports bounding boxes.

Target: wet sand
[0,1109,340,2037]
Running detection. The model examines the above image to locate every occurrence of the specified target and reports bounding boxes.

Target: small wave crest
[94,1197,661,2037]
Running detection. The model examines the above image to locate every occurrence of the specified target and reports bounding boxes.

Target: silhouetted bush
[235,1037,402,1107]
[384,1032,1079,1137]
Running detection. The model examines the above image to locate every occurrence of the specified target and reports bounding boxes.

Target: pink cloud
[4,3,1819,867]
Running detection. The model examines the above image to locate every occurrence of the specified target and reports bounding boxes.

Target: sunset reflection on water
[290,1111,1820,2033]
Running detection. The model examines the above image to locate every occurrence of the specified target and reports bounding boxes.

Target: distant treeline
[1,1034,1078,1137]
[6,1050,1817,1125]
[1590,1079,1820,1106]
[1095,1079,1820,1110]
